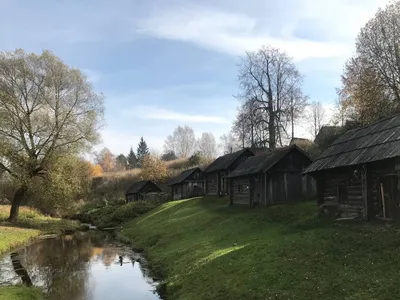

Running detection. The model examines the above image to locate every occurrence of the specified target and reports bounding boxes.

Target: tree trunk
[8,186,28,222]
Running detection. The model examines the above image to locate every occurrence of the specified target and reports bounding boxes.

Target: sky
[0,0,391,156]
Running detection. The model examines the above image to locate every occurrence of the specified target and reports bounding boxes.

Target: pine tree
[136,137,149,167]
[127,147,137,169]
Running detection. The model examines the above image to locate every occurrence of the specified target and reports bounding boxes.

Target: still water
[0,232,160,300]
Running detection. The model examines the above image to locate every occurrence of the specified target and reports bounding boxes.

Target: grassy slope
[121,197,400,300]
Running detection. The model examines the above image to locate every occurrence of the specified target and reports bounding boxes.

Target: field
[120,196,400,300]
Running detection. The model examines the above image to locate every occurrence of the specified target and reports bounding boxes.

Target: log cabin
[125,180,162,203]
[204,149,254,196]
[227,145,313,206]
[304,114,400,220]
[168,167,205,200]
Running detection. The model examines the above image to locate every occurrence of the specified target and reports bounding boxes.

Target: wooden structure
[304,115,400,220]
[204,149,254,196]
[125,180,162,203]
[168,167,204,200]
[227,145,313,206]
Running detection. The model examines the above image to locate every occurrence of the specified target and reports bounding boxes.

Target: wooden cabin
[204,149,254,196]
[227,145,313,206]
[168,167,204,200]
[304,114,400,220]
[125,180,162,203]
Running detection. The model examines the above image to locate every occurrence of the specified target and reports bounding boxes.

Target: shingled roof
[205,149,253,173]
[125,180,161,195]
[168,167,202,186]
[228,145,308,178]
[305,114,400,173]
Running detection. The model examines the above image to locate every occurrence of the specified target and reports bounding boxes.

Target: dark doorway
[379,176,400,219]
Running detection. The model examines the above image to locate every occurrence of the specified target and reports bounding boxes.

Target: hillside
[120,197,400,300]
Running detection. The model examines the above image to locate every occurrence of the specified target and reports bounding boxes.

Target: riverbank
[120,196,400,300]
[0,205,79,299]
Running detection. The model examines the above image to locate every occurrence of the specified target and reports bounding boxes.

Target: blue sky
[0,0,389,155]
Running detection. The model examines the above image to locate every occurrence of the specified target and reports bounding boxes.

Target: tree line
[1,1,399,221]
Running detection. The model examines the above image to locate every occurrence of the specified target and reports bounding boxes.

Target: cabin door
[379,176,400,219]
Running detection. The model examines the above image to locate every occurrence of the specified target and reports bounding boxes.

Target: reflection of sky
[0,235,160,300]
[87,253,159,300]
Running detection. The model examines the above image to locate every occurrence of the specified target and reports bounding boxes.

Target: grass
[120,196,400,300]
[0,286,43,300]
[0,205,78,234]
[78,199,164,228]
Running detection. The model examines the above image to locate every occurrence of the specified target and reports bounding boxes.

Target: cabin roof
[228,145,308,178]
[167,167,202,186]
[125,180,161,195]
[204,149,253,173]
[305,114,400,173]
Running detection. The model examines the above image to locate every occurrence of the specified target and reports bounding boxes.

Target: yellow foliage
[140,155,167,181]
[87,162,103,177]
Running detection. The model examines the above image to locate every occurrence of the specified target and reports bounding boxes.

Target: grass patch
[0,205,78,234]
[0,226,40,255]
[78,200,164,228]
[120,196,400,300]
[0,286,43,300]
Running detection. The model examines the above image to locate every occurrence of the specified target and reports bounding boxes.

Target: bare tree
[197,132,217,159]
[164,125,196,158]
[219,133,239,154]
[95,148,116,172]
[309,101,325,139]
[0,49,104,221]
[238,46,307,149]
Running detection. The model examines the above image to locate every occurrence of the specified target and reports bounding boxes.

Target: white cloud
[136,6,349,61]
[134,0,390,62]
[122,106,230,124]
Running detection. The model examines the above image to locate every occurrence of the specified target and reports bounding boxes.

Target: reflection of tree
[10,252,32,286]
[21,233,94,300]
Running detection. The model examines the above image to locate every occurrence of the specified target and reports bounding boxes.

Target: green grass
[120,196,400,300]
[78,200,164,228]
[0,226,40,255]
[0,286,43,300]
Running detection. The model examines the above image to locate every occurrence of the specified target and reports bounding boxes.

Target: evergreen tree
[137,137,149,167]
[127,147,138,169]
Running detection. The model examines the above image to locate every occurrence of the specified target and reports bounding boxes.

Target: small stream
[0,231,161,300]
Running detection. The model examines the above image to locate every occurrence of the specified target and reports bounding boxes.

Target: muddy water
[0,231,160,300]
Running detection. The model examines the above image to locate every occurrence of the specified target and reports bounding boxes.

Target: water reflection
[0,232,160,300]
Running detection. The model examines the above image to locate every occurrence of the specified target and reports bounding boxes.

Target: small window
[175,187,179,193]
[238,184,242,193]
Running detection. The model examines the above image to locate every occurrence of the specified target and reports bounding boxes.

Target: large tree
[164,125,196,158]
[197,132,217,160]
[339,1,400,124]
[238,46,307,149]
[219,133,240,154]
[0,49,103,221]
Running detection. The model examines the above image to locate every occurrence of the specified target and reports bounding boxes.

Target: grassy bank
[0,205,79,299]
[77,199,164,228]
[120,196,400,300]
[0,286,43,300]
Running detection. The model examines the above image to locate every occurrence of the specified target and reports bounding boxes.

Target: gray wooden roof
[305,114,400,173]
[125,180,161,195]
[204,149,253,173]
[167,167,202,186]
[227,145,307,178]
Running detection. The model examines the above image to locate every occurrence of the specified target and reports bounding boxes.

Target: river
[0,231,161,300]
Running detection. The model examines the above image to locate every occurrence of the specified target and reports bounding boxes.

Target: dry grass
[0,205,78,233]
